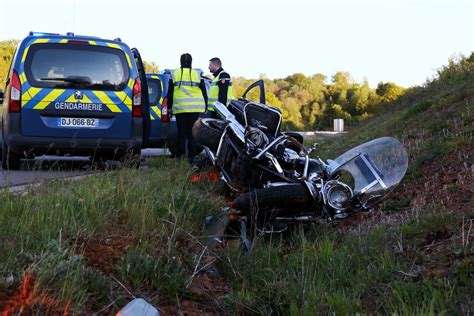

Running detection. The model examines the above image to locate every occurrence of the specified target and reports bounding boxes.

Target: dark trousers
[175,112,200,161]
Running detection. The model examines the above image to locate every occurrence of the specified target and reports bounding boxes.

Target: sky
[0,0,472,88]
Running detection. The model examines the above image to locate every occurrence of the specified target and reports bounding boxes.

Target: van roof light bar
[28,31,60,36]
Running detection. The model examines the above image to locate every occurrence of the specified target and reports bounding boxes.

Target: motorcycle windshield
[327,137,408,196]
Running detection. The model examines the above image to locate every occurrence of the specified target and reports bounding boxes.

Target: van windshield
[25,43,129,91]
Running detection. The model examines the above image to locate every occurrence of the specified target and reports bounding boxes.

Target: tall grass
[217,211,471,314]
[0,157,223,312]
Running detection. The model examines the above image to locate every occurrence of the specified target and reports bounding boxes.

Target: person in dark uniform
[167,53,207,162]
[207,57,234,118]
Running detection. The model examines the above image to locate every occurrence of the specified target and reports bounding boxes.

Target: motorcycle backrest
[243,102,282,138]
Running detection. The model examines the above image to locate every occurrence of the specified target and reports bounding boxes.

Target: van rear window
[25,43,129,91]
[147,79,162,106]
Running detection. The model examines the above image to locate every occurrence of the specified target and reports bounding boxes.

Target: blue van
[146,73,177,152]
[1,32,146,169]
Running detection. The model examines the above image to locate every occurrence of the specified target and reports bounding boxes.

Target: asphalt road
[0,148,169,189]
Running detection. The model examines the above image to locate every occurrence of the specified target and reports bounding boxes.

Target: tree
[0,39,20,91]
[320,104,351,130]
[375,82,405,103]
[143,60,159,73]
[329,71,353,107]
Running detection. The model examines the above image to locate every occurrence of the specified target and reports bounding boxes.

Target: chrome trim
[302,155,309,180]
[323,180,353,210]
[253,135,287,160]
[204,146,217,164]
[265,182,294,187]
[275,215,319,223]
[282,148,300,163]
[303,180,319,201]
[267,153,284,174]
[215,126,229,159]
[214,101,245,143]
[220,173,240,192]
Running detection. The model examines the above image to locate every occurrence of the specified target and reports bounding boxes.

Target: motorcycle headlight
[324,180,353,210]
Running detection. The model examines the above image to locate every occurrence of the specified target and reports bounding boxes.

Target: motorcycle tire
[192,118,225,151]
[232,184,312,213]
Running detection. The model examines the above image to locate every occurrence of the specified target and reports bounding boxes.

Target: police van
[146,73,177,153]
[1,32,147,169]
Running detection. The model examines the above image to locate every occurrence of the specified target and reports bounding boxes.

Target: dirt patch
[396,143,473,213]
[160,299,222,316]
[159,268,229,315]
[79,220,229,314]
[339,142,473,230]
[336,143,474,285]
[82,222,135,275]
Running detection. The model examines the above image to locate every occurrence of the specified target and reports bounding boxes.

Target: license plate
[57,117,99,128]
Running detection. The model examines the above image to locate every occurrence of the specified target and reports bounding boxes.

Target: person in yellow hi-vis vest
[207,57,234,118]
[167,53,207,162]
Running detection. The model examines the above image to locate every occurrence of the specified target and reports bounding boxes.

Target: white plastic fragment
[116,298,160,316]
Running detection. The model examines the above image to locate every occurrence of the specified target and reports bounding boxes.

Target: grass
[0,54,473,314]
[217,212,472,314]
[0,158,224,313]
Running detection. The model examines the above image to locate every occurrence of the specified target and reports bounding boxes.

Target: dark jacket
[213,67,231,105]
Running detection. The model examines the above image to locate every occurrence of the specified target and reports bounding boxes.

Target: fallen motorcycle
[193,80,408,232]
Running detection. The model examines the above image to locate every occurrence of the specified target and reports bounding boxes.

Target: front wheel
[232,184,312,213]
[192,118,225,151]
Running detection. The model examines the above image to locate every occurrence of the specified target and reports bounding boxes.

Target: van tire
[192,118,225,151]
[2,141,21,170]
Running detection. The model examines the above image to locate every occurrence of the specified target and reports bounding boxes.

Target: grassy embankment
[0,159,225,313]
[0,54,472,314]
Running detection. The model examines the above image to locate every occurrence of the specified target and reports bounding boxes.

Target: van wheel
[2,141,21,170]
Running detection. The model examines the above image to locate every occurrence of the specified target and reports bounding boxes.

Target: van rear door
[21,42,133,139]
[131,48,150,148]
[147,74,165,144]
